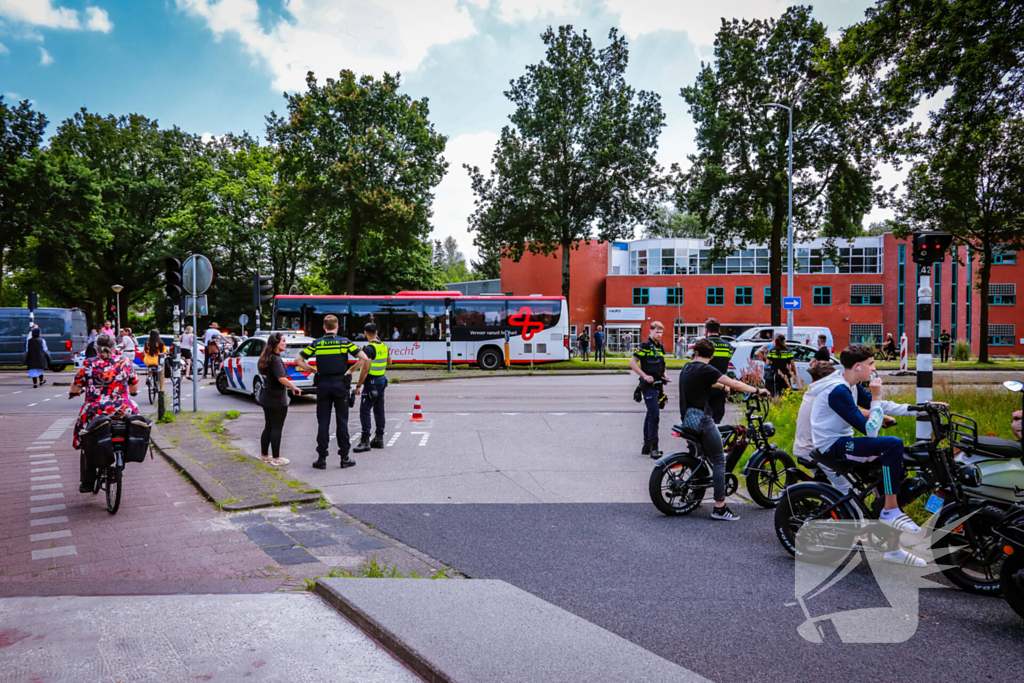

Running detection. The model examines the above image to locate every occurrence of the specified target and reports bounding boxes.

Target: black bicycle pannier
[124,414,153,463]
[80,415,115,468]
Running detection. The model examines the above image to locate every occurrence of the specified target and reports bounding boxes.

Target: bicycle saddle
[806,448,875,476]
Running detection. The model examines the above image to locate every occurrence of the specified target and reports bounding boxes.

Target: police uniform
[300,334,361,467]
[764,346,794,396]
[633,338,667,456]
[355,339,389,451]
[939,332,951,362]
[706,336,734,424]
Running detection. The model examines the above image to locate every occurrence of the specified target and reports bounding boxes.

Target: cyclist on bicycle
[143,329,165,369]
[69,333,139,492]
[203,322,221,378]
[810,344,936,565]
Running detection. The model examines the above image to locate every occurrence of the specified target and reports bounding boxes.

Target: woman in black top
[26,327,48,388]
[679,338,767,521]
[257,332,302,467]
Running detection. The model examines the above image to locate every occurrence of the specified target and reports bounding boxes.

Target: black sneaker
[340,456,356,469]
[79,483,92,493]
[353,438,371,453]
[312,457,327,470]
[641,440,651,455]
[370,436,385,449]
[710,505,740,522]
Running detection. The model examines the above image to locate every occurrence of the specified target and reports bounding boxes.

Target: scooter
[993,486,1024,620]
[955,380,1024,506]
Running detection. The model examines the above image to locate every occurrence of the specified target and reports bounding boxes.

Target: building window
[813,286,831,306]
[763,286,772,306]
[851,324,883,345]
[988,324,1015,346]
[850,284,883,305]
[666,287,683,305]
[988,284,1016,305]
[707,287,724,306]
[734,287,752,306]
[632,287,649,306]
[993,251,1017,265]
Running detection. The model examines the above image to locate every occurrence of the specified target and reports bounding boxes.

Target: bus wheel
[477,348,503,371]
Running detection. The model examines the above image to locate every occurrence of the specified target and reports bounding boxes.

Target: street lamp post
[676,281,681,358]
[111,284,124,333]
[761,102,794,342]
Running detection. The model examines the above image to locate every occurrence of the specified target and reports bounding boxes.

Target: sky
[1,0,896,262]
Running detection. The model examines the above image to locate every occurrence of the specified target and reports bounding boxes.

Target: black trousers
[708,387,727,424]
[317,376,351,458]
[261,405,289,459]
[360,377,387,438]
[940,344,950,362]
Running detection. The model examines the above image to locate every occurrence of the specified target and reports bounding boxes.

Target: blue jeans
[827,436,904,496]
[642,384,660,443]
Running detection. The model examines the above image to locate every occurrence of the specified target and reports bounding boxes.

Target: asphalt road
[340,502,1024,683]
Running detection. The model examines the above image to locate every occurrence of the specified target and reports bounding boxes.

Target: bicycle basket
[80,415,115,468]
[123,414,153,463]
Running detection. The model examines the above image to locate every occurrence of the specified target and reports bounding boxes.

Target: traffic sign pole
[191,255,198,412]
[916,265,933,440]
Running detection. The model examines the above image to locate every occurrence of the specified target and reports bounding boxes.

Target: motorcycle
[955,380,1024,506]
[649,392,796,514]
[991,486,1024,620]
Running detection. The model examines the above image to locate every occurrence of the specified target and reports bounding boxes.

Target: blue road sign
[782,297,802,310]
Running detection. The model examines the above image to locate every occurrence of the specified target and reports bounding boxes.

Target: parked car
[735,326,834,351]
[215,333,317,398]
[728,341,843,390]
[0,307,88,371]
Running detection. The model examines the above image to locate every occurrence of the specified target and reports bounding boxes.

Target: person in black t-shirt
[703,317,734,424]
[256,332,303,467]
[679,338,768,522]
[814,334,831,362]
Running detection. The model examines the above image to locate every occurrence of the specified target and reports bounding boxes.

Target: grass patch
[224,410,240,420]
[300,555,452,590]
[315,497,331,509]
[157,412,176,424]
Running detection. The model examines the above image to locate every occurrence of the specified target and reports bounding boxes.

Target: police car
[215,333,317,398]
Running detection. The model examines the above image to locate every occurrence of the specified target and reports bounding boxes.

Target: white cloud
[176,0,480,92]
[604,0,792,45]
[0,0,114,32]
[84,7,113,33]
[494,0,575,23]
[39,46,52,65]
[0,41,8,54]
[4,91,21,100]
[431,130,499,262]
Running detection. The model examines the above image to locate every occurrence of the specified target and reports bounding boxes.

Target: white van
[736,326,834,351]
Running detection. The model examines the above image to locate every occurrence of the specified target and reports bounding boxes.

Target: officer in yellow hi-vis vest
[629,321,669,459]
[704,317,735,424]
[764,335,796,397]
[353,322,390,453]
[297,314,365,469]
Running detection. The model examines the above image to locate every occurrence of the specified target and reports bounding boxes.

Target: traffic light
[107,304,116,321]
[254,273,272,309]
[27,292,38,311]
[164,257,183,299]
[912,232,952,266]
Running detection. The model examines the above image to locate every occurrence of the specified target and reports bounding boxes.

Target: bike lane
[0,413,287,592]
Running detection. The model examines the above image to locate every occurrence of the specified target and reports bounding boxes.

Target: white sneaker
[270,457,290,466]
[883,548,927,567]
[879,510,921,533]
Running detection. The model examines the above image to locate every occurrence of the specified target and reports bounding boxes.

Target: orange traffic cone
[410,394,425,422]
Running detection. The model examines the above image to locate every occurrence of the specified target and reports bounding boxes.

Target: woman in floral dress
[70,332,140,450]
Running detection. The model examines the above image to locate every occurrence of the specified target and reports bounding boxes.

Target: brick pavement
[0,413,288,590]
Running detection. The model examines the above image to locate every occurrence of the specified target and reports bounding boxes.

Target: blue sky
[1,0,890,260]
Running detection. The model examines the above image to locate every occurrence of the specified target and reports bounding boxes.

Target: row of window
[631,285,884,307]
[628,246,884,276]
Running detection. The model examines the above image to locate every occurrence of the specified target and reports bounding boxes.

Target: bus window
[386,301,422,341]
[349,301,386,340]
[453,301,507,327]
[509,300,560,327]
[424,303,447,341]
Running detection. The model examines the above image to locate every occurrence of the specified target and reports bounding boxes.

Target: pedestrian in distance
[353,322,390,453]
[680,338,770,521]
[578,328,590,361]
[703,318,735,424]
[179,326,195,376]
[296,315,364,469]
[622,331,632,353]
[202,322,221,378]
[88,328,98,343]
[629,321,669,459]
[256,332,302,467]
[26,327,48,388]
[814,334,831,361]
[939,329,952,363]
[593,325,605,363]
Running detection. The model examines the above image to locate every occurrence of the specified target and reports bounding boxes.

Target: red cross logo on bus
[509,307,544,341]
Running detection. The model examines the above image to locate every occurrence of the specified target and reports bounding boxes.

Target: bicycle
[145,363,160,405]
[86,418,126,514]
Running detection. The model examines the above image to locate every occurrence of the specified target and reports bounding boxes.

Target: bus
[272,292,569,370]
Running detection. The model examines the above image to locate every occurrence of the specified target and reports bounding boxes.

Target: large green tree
[267,70,448,295]
[432,236,472,284]
[681,6,895,325]
[643,207,706,239]
[898,112,1024,362]
[466,26,667,301]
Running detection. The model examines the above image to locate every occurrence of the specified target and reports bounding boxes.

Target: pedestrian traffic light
[108,304,116,321]
[27,292,38,311]
[254,273,272,309]
[164,257,183,299]
[912,232,953,266]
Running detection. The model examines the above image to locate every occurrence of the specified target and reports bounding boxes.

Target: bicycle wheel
[105,466,122,514]
[92,468,101,494]
[147,373,157,404]
[649,453,706,516]
[930,501,1004,594]
[745,449,795,509]
[774,485,857,564]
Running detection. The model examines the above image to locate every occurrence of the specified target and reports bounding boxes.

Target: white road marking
[33,440,55,444]
[455,413,472,416]
[31,484,63,491]
[27,445,52,450]
[31,546,77,560]
[30,504,66,514]
[30,529,71,542]
[549,413,566,416]
[30,467,59,473]
[30,516,69,526]
[30,459,57,465]
[387,432,401,447]
[29,453,56,458]
[42,398,51,402]
[13,391,22,394]
[30,492,64,501]
[411,431,430,447]
[502,413,520,416]
[31,475,61,481]
[27,403,37,407]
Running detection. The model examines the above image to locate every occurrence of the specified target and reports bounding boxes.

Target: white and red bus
[272,292,570,370]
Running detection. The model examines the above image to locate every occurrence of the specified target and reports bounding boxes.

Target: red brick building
[500,234,1022,356]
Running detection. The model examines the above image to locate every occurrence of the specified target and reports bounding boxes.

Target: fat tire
[774,485,857,565]
[745,450,795,509]
[931,501,1004,595]
[1000,551,1024,620]
[105,466,122,514]
[649,454,706,516]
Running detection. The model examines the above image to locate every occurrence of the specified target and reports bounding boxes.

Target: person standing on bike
[764,335,795,396]
[69,333,139,492]
[681,338,769,521]
[810,344,930,563]
[703,318,734,424]
[630,321,669,459]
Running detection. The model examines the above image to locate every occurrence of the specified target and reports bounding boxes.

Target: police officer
[764,334,795,397]
[296,315,364,469]
[629,321,668,459]
[703,318,734,424]
[353,322,390,453]
[939,329,952,363]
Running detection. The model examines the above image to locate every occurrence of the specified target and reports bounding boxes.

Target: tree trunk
[769,207,784,327]
[560,240,571,301]
[977,244,992,364]
[345,220,361,295]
